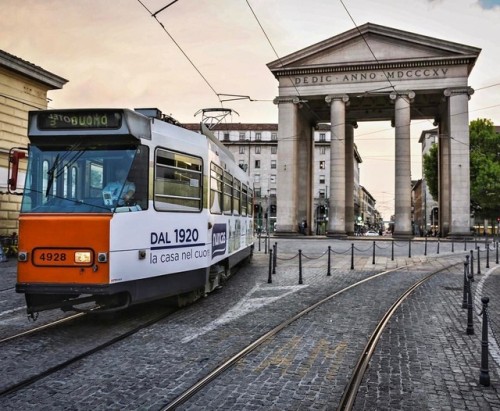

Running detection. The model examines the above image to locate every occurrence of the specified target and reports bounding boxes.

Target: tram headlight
[75,251,92,264]
[18,251,28,262]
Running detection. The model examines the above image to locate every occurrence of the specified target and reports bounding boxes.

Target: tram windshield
[21,144,149,213]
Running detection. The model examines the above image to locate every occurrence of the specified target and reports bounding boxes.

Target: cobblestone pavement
[1,238,500,410]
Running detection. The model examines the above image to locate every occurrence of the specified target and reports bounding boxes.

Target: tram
[10,108,254,316]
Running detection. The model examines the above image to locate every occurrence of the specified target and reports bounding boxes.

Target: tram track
[0,312,86,344]
[0,303,177,398]
[160,257,463,410]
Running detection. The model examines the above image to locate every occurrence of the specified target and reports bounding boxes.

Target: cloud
[478,0,500,9]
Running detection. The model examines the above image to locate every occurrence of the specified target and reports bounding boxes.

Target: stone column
[325,94,349,237]
[445,87,474,237]
[438,106,451,237]
[345,122,357,235]
[390,91,414,238]
[273,96,300,234]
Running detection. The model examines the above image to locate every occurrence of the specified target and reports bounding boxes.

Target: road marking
[181,284,305,343]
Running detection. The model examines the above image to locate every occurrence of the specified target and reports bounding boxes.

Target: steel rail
[161,265,408,411]
[337,261,462,410]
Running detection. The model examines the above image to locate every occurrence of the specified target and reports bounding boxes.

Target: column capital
[325,94,349,105]
[389,90,415,102]
[273,96,301,105]
[443,87,474,99]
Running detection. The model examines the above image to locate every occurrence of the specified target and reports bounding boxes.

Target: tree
[469,119,500,219]
[422,118,500,220]
[422,143,438,201]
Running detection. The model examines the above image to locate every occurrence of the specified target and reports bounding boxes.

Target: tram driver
[103,168,136,207]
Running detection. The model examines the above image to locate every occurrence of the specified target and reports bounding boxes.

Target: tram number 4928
[38,252,67,262]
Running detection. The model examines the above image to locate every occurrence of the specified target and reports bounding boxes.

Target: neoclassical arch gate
[267,23,480,238]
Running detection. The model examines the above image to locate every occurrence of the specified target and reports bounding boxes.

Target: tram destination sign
[37,110,122,130]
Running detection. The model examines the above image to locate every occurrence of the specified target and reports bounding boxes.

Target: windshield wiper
[45,154,60,197]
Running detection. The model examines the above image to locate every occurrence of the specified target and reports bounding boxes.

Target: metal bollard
[327,246,331,276]
[391,241,394,261]
[479,297,491,387]
[272,243,277,274]
[265,235,268,254]
[462,256,469,309]
[258,232,261,252]
[437,239,440,254]
[477,248,481,275]
[486,244,490,269]
[464,239,467,251]
[408,240,411,258]
[466,270,474,335]
[452,239,454,253]
[497,241,499,265]
[351,243,354,270]
[268,248,273,284]
[470,250,475,281]
[298,249,303,285]
[372,241,375,265]
[424,236,427,256]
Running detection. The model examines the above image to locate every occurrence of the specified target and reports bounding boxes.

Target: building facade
[185,122,379,235]
[0,50,67,236]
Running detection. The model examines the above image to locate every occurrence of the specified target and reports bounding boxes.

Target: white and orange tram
[12,108,254,316]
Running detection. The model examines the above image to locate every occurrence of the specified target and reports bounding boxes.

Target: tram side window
[223,171,233,215]
[155,148,202,212]
[233,178,240,215]
[210,163,223,214]
[248,189,254,216]
[241,184,248,217]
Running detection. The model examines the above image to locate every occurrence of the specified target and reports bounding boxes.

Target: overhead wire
[136,0,222,104]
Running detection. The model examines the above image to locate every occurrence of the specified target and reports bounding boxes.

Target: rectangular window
[270,174,276,183]
[239,146,245,154]
[319,175,325,184]
[210,163,223,214]
[155,148,202,212]
[319,189,325,198]
[254,173,260,183]
[223,171,233,215]
[255,145,261,154]
[319,133,326,141]
[271,146,277,154]
[233,178,241,215]
[271,160,276,169]
[255,187,261,198]
[239,132,245,141]
[255,159,261,169]
[223,133,230,141]
[241,184,248,216]
[248,188,254,216]
[271,133,277,141]
[320,146,326,155]
[319,160,325,169]
[255,132,262,141]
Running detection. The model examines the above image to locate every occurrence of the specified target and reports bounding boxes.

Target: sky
[2,0,500,220]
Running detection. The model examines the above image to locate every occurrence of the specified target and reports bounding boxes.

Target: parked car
[365,230,380,236]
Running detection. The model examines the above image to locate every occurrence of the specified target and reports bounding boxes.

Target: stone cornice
[271,57,475,78]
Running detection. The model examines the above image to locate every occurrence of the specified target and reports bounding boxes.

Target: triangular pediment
[268,23,480,75]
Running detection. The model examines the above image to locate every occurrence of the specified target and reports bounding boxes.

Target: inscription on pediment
[294,67,450,86]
